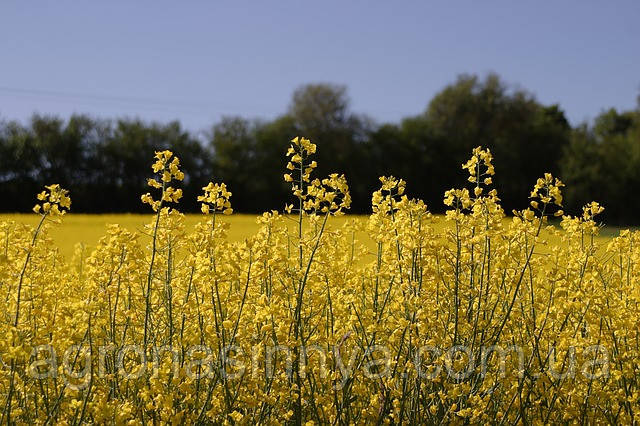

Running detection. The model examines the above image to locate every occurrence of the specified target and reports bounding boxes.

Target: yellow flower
[229,411,243,422]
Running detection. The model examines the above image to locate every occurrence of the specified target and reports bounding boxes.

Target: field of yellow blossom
[1,138,639,424]
[1,212,630,260]
[0,214,624,261]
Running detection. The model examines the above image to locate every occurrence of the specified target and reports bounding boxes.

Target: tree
[289,83,350,133]
[209,115,297,212]
[0,119,40,211]
[287,83,374,211]
[424,73,571,212]
[561,108,640,224]
[209,116,263,212]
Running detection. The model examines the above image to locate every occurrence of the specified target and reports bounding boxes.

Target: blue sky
[1,1,639,131]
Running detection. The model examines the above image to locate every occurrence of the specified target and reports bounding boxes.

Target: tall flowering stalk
[3,184,70,423]
[140,151,184,352]
[284,136,351,422]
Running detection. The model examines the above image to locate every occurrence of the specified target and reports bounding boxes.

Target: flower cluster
[463,146,495,195]
[371,176,407,215]
[302,174,351,215]
[198,182,233,215]
[284,136,350,216]
[582,200,605,220]
[284,136,317,183]
[529,172,565,216]
[32,184,71,216]
[141,150,184,211]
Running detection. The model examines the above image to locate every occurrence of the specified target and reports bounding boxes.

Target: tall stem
[143,179,165,353]
[4,212,47,424]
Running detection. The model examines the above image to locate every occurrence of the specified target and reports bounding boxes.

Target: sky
[1,1,639,132]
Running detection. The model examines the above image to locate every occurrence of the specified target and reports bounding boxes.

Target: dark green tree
[424,73,571,212]
[562,108,640,224]
[288,83,374,211]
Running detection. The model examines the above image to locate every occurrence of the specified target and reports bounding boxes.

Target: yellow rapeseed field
[1,139,639,424]
[0,214,266,260]
[0,214,430,262]
[0,216,623,262]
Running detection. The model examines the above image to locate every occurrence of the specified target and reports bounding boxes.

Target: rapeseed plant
[0,140,638,424]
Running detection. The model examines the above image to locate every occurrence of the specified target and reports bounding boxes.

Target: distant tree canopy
[1,74,639,224]
[560,108,640,224]
[0,116,211,212]
[420,73,571,212]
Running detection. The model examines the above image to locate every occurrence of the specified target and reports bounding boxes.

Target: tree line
[1,73,639,224]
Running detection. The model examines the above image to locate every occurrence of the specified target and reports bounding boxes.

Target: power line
[0,85,275,115]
